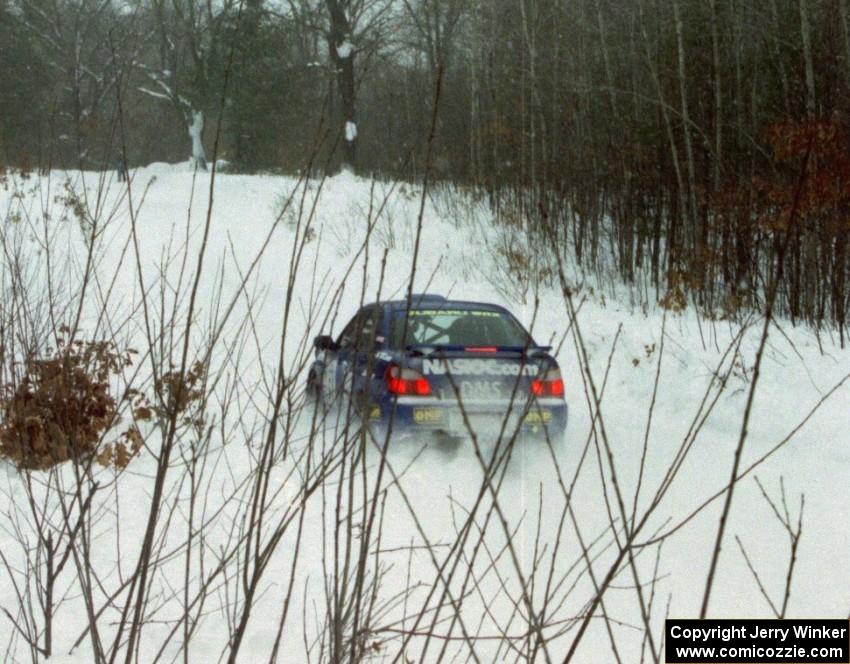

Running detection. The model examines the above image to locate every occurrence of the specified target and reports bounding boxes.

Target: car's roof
[375,296,510,314]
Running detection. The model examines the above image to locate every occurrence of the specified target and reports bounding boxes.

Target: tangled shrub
[0,334,145,470]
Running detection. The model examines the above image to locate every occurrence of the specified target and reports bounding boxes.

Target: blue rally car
[306,295,567,443]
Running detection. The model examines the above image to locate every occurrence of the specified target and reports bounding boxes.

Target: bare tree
[11,0,131,164]
[136,0,238,169]
[798,0,817,117]
[401,0,465,82]
[289,0,394,170]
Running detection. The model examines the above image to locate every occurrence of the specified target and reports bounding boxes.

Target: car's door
[322,312,360,399]
[336,306,380,402]
[351,307,380,402]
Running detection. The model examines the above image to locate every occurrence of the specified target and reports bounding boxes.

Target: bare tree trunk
[839,0,850,87]
[595,0,618,118]
[799,0,817,117]
[488,0,499,183]
[520,0,542,189]
[769,0,792,114]
[596,0,636,278]
[731,0,746,149]
[639,0,685,270]
[673,0,697,250]
[326,0,357,171]
[835,232,847,347]
[519,0,530,186]
[469,40,480,182]
[709,0,722,190]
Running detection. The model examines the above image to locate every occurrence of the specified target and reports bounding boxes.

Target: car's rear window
[390,308,533,347]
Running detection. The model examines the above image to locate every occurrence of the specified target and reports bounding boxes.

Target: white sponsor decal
[459,381,504,399]
[423,358,537,377]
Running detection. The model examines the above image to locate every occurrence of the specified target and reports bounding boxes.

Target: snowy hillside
[0,163,848,663]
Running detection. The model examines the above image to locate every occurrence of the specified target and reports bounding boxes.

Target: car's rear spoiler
[405,343,552,356]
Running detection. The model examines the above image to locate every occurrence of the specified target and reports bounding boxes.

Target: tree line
[1,0,849,335]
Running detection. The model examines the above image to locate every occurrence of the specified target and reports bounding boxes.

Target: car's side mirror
[314,335,338,353]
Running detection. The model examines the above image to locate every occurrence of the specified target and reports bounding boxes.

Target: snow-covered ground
[0,163,848,662]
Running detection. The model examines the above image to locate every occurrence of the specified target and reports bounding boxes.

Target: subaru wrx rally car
[306,295,567,442]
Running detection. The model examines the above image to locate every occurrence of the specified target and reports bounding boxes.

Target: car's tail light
[531,367,564,397]
[385,363,432,396]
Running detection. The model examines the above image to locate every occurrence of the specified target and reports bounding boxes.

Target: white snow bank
[0,167,847,662]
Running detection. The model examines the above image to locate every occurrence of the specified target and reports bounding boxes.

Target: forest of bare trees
[2,0,849,334]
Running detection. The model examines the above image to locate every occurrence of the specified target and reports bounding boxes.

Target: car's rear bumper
[368,396,567,441]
